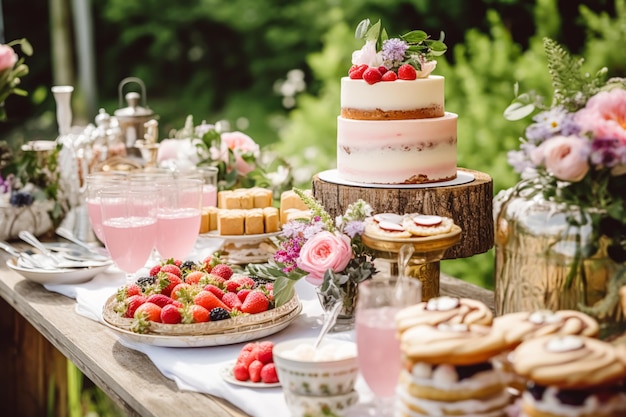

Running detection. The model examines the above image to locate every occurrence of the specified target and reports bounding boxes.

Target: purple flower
[343,220,365,238]
[590,138,623,167]
[382,38,408,64]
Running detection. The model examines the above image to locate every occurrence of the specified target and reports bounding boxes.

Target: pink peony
[575,89,626,145]
[220,131,259,175]
[298,231,353,286]
[0,44,17,72]
[532,135,590,182]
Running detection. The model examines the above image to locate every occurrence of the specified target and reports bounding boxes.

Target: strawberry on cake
[337,19,458,184]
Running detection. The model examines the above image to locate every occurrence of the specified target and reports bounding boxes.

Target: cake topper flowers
[349,18,447,84]
[504,38,626,266]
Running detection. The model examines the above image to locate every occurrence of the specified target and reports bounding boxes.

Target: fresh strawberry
[398,63,417,80]
[240,342,258,354]
[348,64,368,79]
[160,263,182,278]
[248,360,263,383]
[160,272,183,297]
[363,67,382,84]
[232,275,255,288]
[117,294,147,318]
[256,341,274,364]
[224,280,241,293]
[194,290,230,312]
[146,293,173,308]
[241,291,269,314]
[381,70,398,81]
[182,304,210,323]
[204,284,225,299]
[222,292,243,311]
[211,264,234,280]
[170,283,191,301]
[237,288,251,303]
[185,270,205,285]
[260,363,279,384]
[236,349,257,368]
[160,304,182,324]
[377,65,388,75]
[264,282,273,292]
[125,283,142,297]
[207,274,227,285]
[134,302,162,322]
[149,264,162,276]
[233,362,249,382]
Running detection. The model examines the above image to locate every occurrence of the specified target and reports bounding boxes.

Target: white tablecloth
[44,240,373,417]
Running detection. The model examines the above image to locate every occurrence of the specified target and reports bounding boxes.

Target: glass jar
[494,187,625,338]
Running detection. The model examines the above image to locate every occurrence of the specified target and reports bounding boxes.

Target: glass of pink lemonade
[355,276,421,416]
[85,171,128,243]
[177,166,218,207]
[99,186,158,281]
[154,178,203,260]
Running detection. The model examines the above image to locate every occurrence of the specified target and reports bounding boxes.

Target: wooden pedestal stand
[312,168,494,298]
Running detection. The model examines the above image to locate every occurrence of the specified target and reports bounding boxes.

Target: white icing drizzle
[412,214,442,226]
[426,296,460,311]
[528,310,562,325]
[545,335,584,353]
[374,213,405,224]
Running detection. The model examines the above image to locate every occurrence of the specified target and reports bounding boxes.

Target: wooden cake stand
[312,168,494,298]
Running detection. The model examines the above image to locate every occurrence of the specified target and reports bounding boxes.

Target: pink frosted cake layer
[336,113,458,184]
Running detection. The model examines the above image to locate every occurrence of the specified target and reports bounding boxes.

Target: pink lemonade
[87,199,105,242]
[156,208,201,259]
[356,306,402,398]
[202,184,217,207]
[102,217,157,273]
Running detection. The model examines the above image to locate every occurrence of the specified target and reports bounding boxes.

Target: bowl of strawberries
[102,255,301,347]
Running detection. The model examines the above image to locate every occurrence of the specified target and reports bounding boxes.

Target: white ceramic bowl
[272,337,358,396]
[283,389,359,417]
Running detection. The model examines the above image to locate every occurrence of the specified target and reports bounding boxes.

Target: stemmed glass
[99,185,158,282]
[354,276,422,416]
[154,178,203,260]
[84,171,128,243]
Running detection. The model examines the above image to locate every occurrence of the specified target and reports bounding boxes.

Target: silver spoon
[313,300,343,350]
[55,227,109,261]
[18,230,109,268]
[0,241,48,269]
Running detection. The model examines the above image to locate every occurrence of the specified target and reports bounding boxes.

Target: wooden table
[0,249,493,417]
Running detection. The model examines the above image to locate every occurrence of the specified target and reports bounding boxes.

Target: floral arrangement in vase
[248,189,377,321]
[0,38,32,121]
[158,115,293,196]
[501,37,626,323]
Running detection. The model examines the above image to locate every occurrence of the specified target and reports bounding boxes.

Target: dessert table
[0,246,493,417]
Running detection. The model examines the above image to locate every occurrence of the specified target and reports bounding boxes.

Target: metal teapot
[113,77,155,150]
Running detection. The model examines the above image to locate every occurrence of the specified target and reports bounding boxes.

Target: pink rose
[575,89,626,145]
[220,131,259,175]
[0,44,17,72]
[532,135,590,182]
[298,231,352,286]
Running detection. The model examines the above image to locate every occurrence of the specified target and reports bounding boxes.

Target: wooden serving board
[312,168,493,259]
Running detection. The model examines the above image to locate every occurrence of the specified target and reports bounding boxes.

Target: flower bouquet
[496,37,626,332]
[248,190,377,329]
[0,38,32,121]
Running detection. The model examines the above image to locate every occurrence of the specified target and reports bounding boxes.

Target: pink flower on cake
[0,45,17,72]
[298,231,352,286]
[575,89,626,145]
[352,39,382,68]
[532,135,590,182]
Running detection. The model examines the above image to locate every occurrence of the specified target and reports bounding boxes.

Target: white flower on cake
[351,39,382,68]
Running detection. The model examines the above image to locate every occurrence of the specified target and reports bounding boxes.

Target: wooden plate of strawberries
[102,256,301,347]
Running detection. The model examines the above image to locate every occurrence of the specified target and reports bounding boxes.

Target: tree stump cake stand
[312,168,494,299]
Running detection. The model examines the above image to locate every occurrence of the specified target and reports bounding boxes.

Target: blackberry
[210,307,231,321]
[252,276,272,288]
[136,276,156,290]
[180,260,198,274]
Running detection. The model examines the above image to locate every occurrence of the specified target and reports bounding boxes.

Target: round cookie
[400,323,506,365]
[396,296,493,334]
[493,310,599,349]
[402,214,454,237]
[512,335,626,388]
[364,218,412,239]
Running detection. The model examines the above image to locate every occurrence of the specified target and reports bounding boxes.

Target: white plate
[102,302,302,348]
[220,360,281,388]
[317,169,475,189]
[6,258,112,285]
